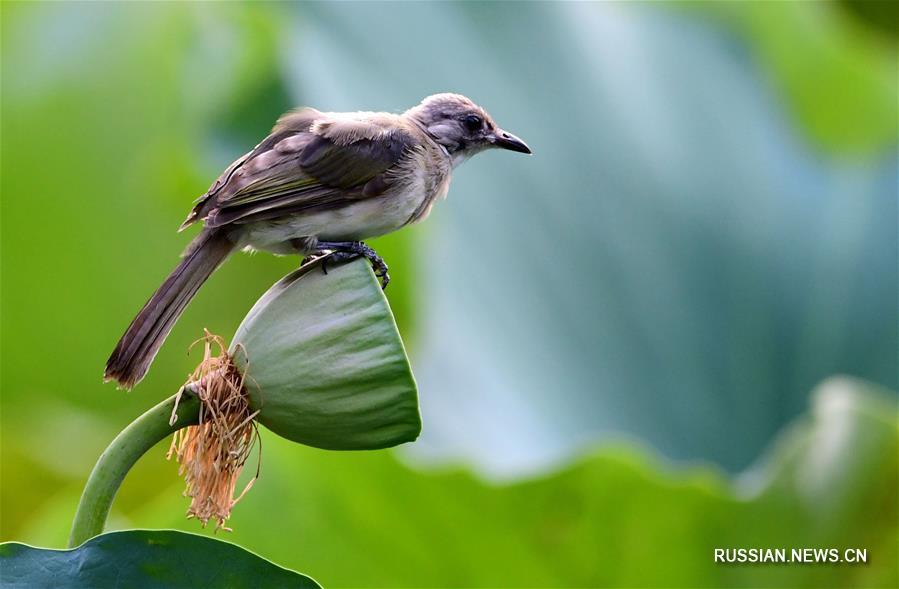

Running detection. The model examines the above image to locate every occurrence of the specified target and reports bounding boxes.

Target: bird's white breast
[235,146,451,255]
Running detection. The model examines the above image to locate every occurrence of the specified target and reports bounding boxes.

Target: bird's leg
[315,241,390,289]
[293,238,326,269]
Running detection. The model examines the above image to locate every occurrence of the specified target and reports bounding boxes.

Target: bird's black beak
[492,129,531,154]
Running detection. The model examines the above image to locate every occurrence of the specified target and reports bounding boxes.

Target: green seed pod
[230,258,420,450]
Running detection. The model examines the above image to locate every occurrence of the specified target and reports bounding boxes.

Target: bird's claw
[311,241,390,289]
[300,252,326,269]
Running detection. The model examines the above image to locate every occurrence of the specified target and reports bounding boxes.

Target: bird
[104,93,531,390]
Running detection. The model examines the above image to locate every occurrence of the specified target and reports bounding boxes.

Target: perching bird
[104,93,531,389]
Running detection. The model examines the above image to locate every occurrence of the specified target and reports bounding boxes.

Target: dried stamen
[167,330,260,531]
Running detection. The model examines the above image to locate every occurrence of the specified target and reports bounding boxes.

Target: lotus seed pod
[230,257,421,450]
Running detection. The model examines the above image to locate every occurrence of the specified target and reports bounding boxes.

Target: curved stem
[68,392,200,547]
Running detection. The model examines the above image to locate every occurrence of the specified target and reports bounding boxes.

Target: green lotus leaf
[230,257,421,450]
[0,530,320,589]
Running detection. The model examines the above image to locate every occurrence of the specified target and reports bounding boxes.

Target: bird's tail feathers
[104,229,234,390]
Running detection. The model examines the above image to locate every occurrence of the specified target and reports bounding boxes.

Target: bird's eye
[462,114,483,132]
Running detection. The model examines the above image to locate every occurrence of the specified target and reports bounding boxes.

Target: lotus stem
[68,391,200,547]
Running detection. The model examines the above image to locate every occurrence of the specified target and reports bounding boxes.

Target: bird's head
[407,93,531,165]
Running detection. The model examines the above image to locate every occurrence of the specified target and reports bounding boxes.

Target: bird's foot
[315,241,390,289]
[300,251,327,268]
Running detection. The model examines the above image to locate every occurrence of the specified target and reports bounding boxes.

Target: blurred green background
[1,2,897,588]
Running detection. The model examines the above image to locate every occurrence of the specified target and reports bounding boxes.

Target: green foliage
[678,0,898,154]
[0,530,320,588]
[121,378,897,587]
[232,258,420,450]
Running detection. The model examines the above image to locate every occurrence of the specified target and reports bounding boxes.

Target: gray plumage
[105,93,530,389]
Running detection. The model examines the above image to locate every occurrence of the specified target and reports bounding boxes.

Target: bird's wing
[180,108,324,230]
[183,109,415,229]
